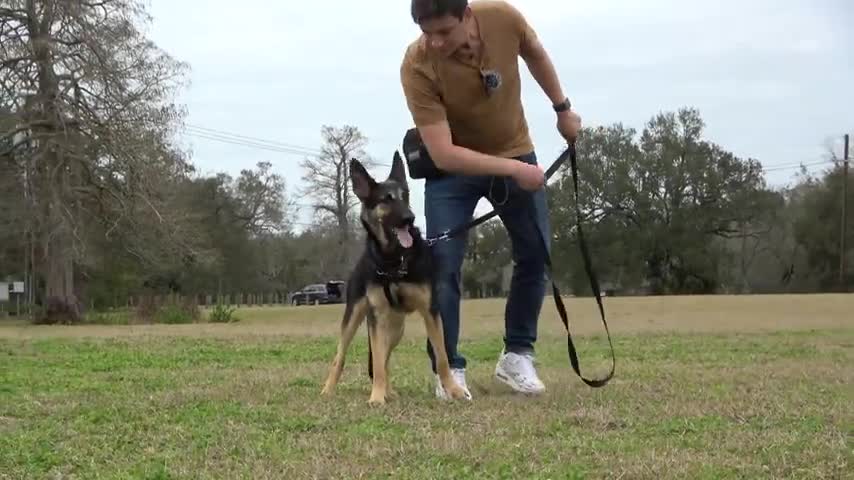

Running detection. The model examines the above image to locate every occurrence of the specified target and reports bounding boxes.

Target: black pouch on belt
[402,127,446,180]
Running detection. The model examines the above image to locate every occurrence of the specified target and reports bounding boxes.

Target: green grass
[1,311,852,479]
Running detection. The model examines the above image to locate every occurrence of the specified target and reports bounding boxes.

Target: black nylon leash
[539,143,615,387]
[426,142,616,388]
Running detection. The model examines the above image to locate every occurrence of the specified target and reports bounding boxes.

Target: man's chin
[431,46,454,58]
[430,43,462,58]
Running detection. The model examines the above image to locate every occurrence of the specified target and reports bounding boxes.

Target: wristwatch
[553,97,571,113]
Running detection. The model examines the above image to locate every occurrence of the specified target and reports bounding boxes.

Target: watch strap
[553,97,571,113]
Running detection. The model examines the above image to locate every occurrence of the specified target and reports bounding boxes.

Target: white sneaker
[494,350,546,395]
[434,368,473,400]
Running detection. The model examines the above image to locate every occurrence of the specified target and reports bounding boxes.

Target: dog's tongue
[395,227,413,248]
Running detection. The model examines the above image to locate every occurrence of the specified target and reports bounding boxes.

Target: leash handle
[549,142,615,387]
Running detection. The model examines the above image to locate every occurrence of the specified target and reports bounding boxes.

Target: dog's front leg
[321,298,368,396]
[367,312,391,405]
[383,314,405,400]
[419,306,468,401]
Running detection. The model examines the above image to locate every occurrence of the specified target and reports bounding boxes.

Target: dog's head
[350,151,416,250]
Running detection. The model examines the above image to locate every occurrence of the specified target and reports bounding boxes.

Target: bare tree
[1,0,193,323]
[298,125,379,276]
[300,125,377,241]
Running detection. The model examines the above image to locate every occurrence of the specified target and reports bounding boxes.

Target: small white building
[0,280,24,303]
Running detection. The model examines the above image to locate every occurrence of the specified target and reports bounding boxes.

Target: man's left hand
[557,110,581,143]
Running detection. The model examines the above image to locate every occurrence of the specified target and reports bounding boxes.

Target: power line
[185,124,324,156]
[181,124,392,167]
[183,130,322,157]
[762,159,836,172]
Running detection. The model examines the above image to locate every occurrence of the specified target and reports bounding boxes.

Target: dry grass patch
[1,292,852,340]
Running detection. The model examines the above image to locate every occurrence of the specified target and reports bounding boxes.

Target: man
[399,0,581,399]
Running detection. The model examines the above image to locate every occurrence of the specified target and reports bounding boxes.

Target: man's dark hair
[410,0,468,24]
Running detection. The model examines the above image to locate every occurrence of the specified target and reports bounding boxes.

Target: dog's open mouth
[394,221,414,248]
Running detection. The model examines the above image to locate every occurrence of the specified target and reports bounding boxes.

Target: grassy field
[1,294,852,479]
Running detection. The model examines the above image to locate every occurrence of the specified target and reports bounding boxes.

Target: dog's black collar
[366,235,411,281]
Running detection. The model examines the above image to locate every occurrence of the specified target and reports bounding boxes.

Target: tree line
[1,1,851,324]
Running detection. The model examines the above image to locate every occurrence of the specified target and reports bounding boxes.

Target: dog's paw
[445,382,470,401]
[367,386,391,405]
[320,377,338,396]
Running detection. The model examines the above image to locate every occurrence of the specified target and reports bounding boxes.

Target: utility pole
[841,133,849,290]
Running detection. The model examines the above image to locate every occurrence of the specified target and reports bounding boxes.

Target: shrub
[154,303,195,324]
[208,303,238,323]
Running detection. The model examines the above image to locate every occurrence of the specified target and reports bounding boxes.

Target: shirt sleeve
[400,52,447,127]
[499,1,538,50]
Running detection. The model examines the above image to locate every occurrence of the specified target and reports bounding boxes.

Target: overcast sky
[147,0,853,231]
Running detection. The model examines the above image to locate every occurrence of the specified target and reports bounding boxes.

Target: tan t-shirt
[400,0,536,158]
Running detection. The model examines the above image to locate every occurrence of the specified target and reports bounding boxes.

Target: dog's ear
[388,150,407,185]
[350,158,376,201]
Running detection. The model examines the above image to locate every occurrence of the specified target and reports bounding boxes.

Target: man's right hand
[511,161,545,191]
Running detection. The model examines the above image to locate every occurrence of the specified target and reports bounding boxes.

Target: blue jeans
[424,151,551,373]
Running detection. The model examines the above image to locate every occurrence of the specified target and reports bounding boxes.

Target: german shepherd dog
[320,152,468,405]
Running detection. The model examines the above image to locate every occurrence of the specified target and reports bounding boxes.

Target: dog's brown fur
[320,152,467,405]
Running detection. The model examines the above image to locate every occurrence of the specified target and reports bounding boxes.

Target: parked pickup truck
[288,281,345,306]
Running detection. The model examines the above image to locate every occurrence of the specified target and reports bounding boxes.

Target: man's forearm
[430,144,519,177]
[414,121,522,178]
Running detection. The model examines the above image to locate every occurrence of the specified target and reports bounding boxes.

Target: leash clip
[425,229,451,247]
[396,256,408,277]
